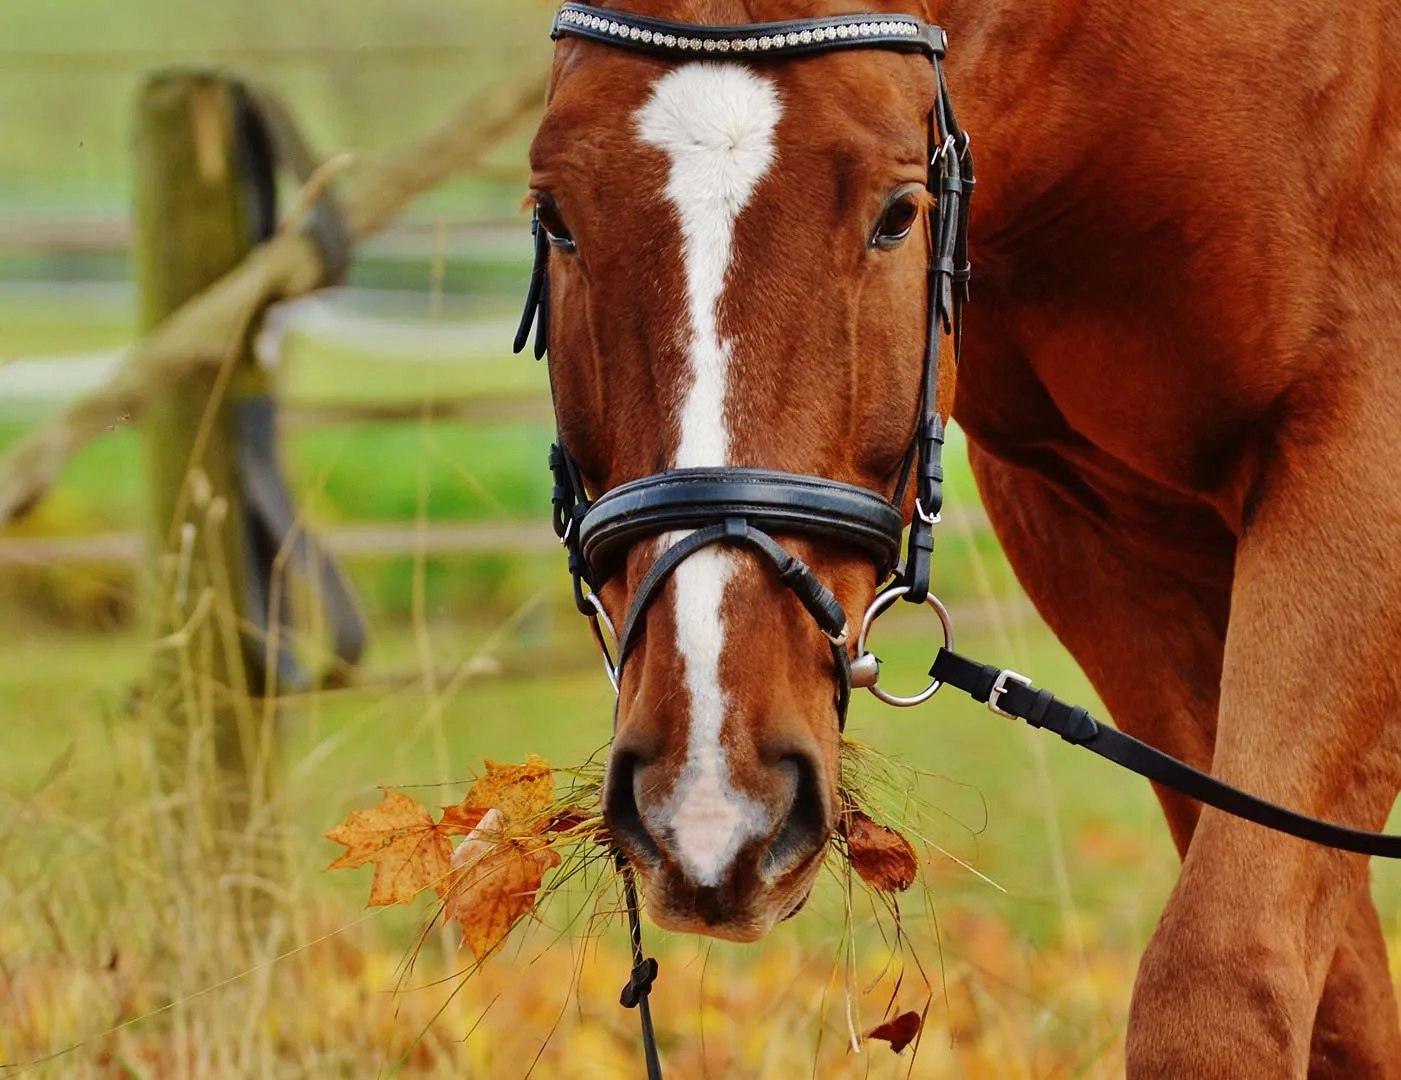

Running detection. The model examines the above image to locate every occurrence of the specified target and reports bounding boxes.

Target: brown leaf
[843,809,918,892]
[444,809,561,959]
[323,788,455,906]
[866,1010,922,1053]
[438,801,488,836]
[461,755,555,834]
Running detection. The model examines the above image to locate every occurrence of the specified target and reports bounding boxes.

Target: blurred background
[4,3,1397,1078]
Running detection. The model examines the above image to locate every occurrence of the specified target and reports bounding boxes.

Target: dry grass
[0,580,1138,1080]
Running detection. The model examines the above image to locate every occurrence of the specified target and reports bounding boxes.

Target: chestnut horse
[526,0,1401,1075]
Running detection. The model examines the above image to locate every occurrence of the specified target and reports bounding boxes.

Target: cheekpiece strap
[549,442,595,614]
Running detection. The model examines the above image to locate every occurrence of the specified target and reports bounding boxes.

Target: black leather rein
[929,650,1401,859]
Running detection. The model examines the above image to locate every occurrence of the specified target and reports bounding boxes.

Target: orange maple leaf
[444,809,562,959]
[323,788,457,906]
[842,807,918,892]
[459,755,555,834]
[438,801,488,836]
[866,1010,922,1053]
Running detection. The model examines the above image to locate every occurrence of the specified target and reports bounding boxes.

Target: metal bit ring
[853,585,955,707]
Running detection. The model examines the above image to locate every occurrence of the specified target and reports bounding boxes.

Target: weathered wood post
[133,72,363,936]
[135,72,280,935]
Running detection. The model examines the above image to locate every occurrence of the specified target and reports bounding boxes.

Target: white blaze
[635,64,782,885]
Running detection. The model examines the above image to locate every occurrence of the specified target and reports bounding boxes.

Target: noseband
[516,2,974,726]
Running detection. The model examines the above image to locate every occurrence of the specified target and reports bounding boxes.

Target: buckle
[987,669,1031,718]
[931,133,957,166]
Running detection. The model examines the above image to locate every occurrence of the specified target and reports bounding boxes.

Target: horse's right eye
[535,197,577,252]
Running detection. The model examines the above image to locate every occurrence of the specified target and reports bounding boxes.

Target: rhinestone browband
[551,3,946,60]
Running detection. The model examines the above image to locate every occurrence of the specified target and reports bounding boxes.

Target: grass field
[4,594,1176,1078]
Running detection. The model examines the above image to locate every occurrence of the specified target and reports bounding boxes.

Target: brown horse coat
[942,0,1401,1074]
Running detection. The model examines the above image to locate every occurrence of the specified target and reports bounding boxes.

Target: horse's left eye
[872,197,920,248]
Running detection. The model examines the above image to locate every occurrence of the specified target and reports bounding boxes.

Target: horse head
[523,0,960,941]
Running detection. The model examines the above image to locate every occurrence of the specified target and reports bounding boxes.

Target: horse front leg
[1122,380,1401,1079]
[967,438,1401,1079]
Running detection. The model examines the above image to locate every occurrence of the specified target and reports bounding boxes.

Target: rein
[516,3,1401,1075]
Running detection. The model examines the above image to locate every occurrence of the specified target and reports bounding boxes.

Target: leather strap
[579,468,904,578]
[553,3,946,60]
[514,208,551,361]
[930,649,1401,859]
[234,397,367,685]
[223,83,364,688]
[618,859,663,1080]
[232,82,351,285]
[613,517,853,726]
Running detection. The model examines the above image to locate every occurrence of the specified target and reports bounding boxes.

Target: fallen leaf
[461,755,554,834]
[323,788,455,906]
[843,808,918,892]
[438,801,488,836]
[445,809,562,959]
[866,1010,922,1053]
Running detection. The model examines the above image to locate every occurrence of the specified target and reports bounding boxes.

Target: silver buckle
[914,498,941,526]
[987,669,1031,718]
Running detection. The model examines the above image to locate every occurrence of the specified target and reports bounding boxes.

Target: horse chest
[958,303,1269,524]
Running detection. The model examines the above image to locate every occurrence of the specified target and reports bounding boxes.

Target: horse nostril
[603,752,664,867]
[761,754,829,881]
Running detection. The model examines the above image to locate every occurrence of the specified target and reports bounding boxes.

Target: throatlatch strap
[930,649,1401,860]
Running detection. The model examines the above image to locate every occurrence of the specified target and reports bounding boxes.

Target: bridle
[517,3,974,727]
[516,11,967,1073]
[515,5,1401,1077]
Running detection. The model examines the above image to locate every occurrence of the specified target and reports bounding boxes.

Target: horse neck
[933,0,1124,241]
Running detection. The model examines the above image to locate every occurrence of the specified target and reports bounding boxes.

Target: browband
[552,4,947,60]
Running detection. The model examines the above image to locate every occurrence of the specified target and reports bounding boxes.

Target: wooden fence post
[132,71,357,934]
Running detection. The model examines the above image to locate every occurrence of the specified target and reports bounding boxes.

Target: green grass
[0,0,547,214]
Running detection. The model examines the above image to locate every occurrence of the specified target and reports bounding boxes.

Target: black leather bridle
[516,5,1401,1077]
[517,3,973,729]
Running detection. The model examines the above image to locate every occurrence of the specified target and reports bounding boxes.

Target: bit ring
[853,585,954,707]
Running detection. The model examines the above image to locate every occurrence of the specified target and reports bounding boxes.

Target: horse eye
[872,197,919,248]
[535,198,576,252]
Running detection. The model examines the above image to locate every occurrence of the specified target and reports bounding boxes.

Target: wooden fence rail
[0,509,991,569]
[0,72,547,527]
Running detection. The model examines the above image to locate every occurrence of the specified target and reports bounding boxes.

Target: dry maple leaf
[438,801,488,836]
[323,787,456,906]
[842,808,918,892]
[866,1010,922,1053]
[445,809,562,959]
[460,755,555,834]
